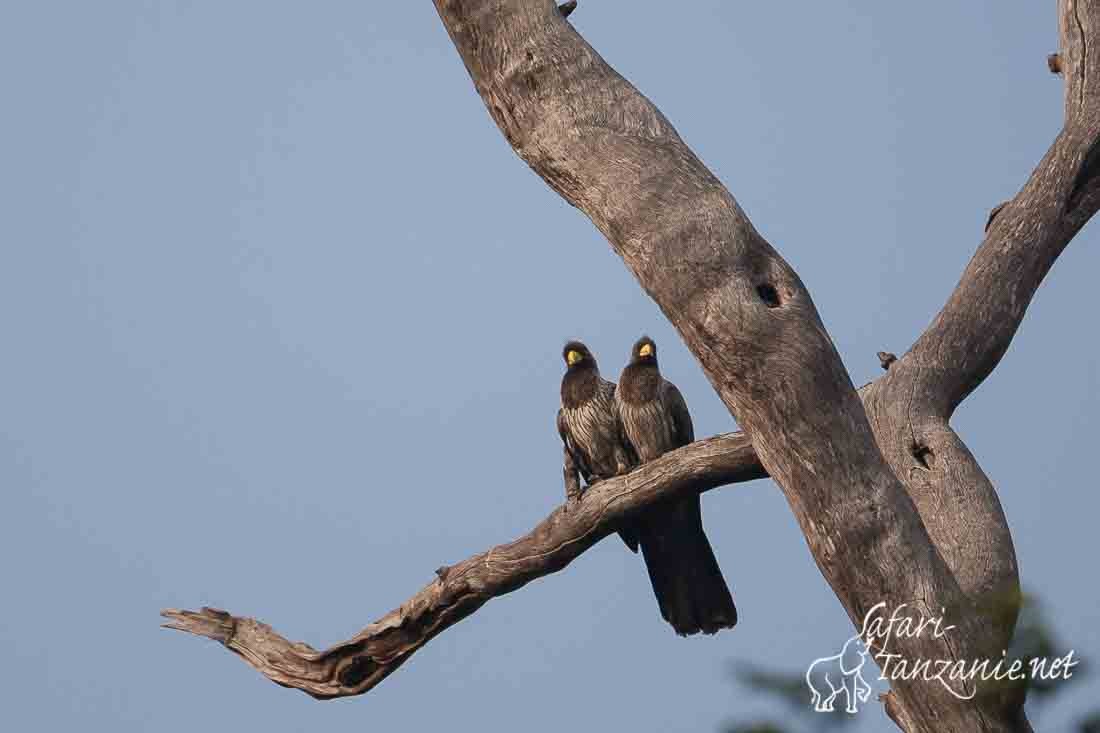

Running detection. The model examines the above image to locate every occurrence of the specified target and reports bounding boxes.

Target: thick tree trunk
[164,3,1100,731]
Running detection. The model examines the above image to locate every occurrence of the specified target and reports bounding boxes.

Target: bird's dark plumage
[557,341,634,504]
[617,336,737,636]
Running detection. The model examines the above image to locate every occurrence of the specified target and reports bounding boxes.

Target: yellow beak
[638,343,654,358]
[567,350,583,366]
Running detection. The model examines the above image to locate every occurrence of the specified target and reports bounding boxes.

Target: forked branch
[165,3,1099,730]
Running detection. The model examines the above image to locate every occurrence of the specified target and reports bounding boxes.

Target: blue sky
[2,2,1097,731]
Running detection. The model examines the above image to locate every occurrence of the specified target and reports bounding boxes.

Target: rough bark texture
[164,2,1100,731]
[163,433,764,698]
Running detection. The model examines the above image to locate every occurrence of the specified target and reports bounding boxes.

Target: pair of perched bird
[557,336,737,636]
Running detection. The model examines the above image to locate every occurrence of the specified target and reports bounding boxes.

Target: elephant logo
[805,633,874,714]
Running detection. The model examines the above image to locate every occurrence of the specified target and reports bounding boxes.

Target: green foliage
[1007,594,1085,701]
[1079,712,1100,733]
[722,661,859,733]
[721,717,792,730]
[723,724,788,733]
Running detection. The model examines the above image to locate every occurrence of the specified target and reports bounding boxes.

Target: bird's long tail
[634,495,737,636]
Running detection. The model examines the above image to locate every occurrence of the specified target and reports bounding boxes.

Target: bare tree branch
[905,120,1100,414]
[163,433,765,699]
[858,0,1100,650]
[164,3,1100,730]
[422,3,1027,730]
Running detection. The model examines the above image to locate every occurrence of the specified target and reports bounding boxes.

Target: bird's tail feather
[635,496,737,636]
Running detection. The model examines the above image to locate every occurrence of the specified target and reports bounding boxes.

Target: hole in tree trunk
[912,443,935,470]
[339,655,378,687]
[756,283,781,308]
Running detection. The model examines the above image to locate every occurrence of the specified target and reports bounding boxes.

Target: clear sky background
[2,2,1097,731]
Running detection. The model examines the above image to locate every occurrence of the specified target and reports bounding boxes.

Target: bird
[615,335,738,635]
[557,341,635,506]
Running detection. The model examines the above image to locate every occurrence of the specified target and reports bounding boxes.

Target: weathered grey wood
[859,6,1100,721]
[164,2,1100,730]
[162,433,765,697]
[424,2,1039,730]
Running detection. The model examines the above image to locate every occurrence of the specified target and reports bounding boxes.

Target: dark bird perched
[616,336,738,636]
[557,341,635,504]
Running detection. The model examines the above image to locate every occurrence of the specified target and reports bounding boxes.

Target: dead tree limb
[163,433,764,698]
[165,2,1100,730]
